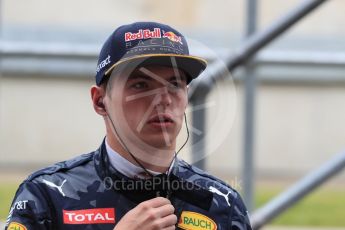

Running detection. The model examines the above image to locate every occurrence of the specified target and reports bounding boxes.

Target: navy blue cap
[95,21,207,86]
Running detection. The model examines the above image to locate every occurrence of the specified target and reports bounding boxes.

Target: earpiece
[97,98,107,115]
[97,99,104,108]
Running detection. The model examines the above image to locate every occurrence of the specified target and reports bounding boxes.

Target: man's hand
[114,197,177,230]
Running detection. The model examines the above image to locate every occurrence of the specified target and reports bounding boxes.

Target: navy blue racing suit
[6,140,252,230]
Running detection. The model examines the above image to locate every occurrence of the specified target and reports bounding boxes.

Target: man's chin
[130,127,179,149]
[141,134,176,150]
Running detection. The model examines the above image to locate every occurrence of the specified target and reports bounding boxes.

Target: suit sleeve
[230,192,252,230]
[5,181,54,230]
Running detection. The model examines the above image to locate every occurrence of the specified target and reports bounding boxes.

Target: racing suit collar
[105,138,160,178]
[94,138,180,182]
[94,138,213,210]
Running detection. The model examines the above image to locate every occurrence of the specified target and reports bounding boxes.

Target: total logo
[124,28,183,44]
[63,208,115,224]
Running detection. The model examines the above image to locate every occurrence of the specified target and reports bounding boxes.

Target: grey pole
[0,0,2,71]
[251,151,345,229]
[0,0,3,137]
[190,95,206,169]
[226,0,328,71]
[188,0,328,178]
[243,0,257,212]
[189,0,328,94]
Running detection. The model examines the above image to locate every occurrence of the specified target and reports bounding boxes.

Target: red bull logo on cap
[125,28,162,42]
[163,31,183,44]
[124,28,183,45]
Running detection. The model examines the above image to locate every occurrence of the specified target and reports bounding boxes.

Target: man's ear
[91,85,107,116]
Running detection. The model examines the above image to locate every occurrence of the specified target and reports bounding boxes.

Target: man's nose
[156,87,172,107]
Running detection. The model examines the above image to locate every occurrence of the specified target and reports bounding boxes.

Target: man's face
[106,65,188,150]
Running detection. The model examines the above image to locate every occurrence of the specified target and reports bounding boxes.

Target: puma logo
[209,186,231,207]
[42,179,67,197]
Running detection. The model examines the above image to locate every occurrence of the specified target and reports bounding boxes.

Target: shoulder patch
[7,222,27,230]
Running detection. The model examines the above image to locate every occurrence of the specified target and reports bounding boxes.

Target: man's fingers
[162,226,176,230]
[159,214,178,228]
[155,204,175,217]
[115,197,177,230]
[141,197,171,208]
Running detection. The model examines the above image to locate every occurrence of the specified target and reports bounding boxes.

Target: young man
[6,22,252,230]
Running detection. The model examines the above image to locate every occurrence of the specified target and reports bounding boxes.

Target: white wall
[1,75,344,181]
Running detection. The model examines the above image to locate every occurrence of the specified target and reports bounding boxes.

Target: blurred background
[0,0,344,229]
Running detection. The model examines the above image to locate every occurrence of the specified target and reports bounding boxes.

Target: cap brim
[105,54,207,84]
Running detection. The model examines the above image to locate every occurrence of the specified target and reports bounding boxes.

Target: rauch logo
[178,211,217,230]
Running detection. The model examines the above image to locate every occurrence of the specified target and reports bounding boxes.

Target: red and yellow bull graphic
[178,211,217,230]
[163,31,183,44]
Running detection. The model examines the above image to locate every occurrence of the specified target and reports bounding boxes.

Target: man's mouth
[147,114,174,127]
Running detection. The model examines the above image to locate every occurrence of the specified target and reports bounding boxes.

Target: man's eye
[172,82,180,87]
[131,82,148,89]
[169,81,184,90]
